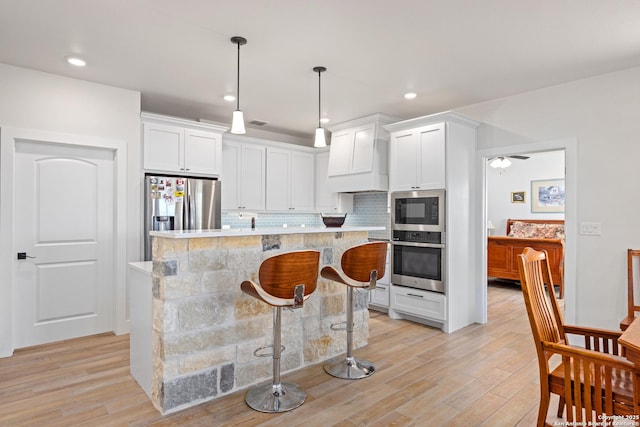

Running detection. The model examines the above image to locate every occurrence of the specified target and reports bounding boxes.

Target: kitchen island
[133,226,384,414]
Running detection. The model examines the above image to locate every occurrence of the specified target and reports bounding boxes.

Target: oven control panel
[392,230,442,244]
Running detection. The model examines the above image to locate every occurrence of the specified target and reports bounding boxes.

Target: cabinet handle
[185,168,190,171]
[407,293,424,298]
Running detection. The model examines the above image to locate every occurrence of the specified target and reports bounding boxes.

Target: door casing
[0,127,128,357]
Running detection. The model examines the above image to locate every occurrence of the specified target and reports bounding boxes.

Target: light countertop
[128,261,152,274]
[150,226,385,239]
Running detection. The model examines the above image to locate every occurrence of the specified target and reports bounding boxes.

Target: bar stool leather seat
[240,250,320,413]
[320,241,387,379]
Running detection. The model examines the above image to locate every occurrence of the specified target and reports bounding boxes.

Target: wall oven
[391,189,445,293]
[391,230,445,293]
[391,189,444,232]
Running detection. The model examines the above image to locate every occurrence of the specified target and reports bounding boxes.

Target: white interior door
[13,140,115,348]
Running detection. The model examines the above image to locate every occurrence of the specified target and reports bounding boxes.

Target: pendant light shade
[314,127,326,147]
[231,110,245,134]
[313,66,327,148]
[230,36,247,135]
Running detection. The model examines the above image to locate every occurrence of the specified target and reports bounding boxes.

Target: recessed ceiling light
[66,56,86,67]
[320,117,330,124]
[404,92,417,100]
[223,94,235,102]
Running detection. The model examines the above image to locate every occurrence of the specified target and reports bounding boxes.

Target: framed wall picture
[511,191,525,203]
[531,178,565,213]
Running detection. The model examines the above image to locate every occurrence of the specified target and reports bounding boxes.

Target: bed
[487,218,565,297]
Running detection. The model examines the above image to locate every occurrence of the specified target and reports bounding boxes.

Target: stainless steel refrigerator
[144,174,221,260]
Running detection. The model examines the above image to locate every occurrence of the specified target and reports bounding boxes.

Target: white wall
[0,63,141,355]
[487,151,565,236]
[459,65,640,329]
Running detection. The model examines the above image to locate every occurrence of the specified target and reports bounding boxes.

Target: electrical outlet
[580,222,601,236]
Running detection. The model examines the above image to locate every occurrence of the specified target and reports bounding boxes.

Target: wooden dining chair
[517,247,640,426]
[620,249,640,331]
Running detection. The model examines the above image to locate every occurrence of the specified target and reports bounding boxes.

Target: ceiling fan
[488,155,529,169]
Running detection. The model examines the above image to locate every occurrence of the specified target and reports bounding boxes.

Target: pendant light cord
[236,42,241,111]
[317,68,322,128]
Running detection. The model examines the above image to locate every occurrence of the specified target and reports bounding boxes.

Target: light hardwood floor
[0,282,559,426]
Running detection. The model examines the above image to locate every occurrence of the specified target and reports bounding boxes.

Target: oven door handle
[391,241,445,249]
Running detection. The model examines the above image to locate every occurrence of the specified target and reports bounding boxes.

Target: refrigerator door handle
[189,194,196,229]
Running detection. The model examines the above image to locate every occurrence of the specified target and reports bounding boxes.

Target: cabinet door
[350,124,375,174]
[221,142,241,210]
[315,151,337,211]
[240,144,266,211]
[143,123,184,172]
[184,129,221,175]
[327,130,353,176]
[370,284,390,307]
[389,131,419,191]
[315,151,353,213]
[265,148,290,211]
[417,125,446,189]
[290,152,315,211]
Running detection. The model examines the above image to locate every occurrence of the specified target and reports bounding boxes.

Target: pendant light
[313,66,327,147]
[230,36,247,134]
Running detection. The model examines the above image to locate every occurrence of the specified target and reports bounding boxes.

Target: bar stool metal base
[323,355,375,379]
[245,382,306,413]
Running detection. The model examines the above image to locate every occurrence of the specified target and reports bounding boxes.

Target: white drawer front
[390,286,446,321]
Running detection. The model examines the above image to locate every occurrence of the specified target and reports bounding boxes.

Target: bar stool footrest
[245,382,306,413]
[323,355,375,380]
[330,321,354,331]
[253,344,286,358]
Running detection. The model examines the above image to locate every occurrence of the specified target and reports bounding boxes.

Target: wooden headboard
[505,218,565,235]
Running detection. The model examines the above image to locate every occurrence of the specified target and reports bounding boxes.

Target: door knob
[17,252,36,260]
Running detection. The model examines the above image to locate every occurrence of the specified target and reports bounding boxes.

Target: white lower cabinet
[369,244,390,311]
[388,286,446,322]
[369,283,389,308]
[128,262,152,399]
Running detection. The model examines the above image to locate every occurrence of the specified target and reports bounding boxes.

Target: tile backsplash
[221,192,389,240]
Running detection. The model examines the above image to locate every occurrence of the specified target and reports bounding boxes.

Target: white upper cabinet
[315,151,353,213]
[326,114,397,193]
[290,151,315,211]
[222,140,266,211]
[142,112,226,176]
[183,129,223,175]
[266,147,315,212]
[389,123,446,191]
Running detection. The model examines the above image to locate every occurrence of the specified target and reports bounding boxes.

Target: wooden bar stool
[240,250,320,413]
[321,241,387,379]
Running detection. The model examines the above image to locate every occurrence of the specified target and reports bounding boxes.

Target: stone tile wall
[151,231,370,413]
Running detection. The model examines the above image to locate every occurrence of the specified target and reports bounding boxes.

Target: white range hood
[326,113,397,193]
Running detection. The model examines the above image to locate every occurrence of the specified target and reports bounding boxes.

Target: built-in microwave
[391,189,445,232]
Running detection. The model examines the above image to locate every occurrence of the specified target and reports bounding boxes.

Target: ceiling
[1,0,639,146]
